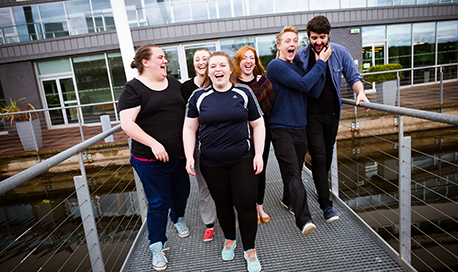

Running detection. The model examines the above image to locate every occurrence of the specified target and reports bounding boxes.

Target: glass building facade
[0,0,457,131]
[362,20,458,86]
[1,0,457,45]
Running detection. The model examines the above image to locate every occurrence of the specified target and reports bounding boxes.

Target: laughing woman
[234,46,275,225]
[183,51,265,272]
[118,44,190,271]
[182,48,218,242]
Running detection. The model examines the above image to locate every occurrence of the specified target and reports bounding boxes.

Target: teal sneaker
[221,239,236,260]
[149,241,168,271]
[174,217,190,238]
[244,248,262,272]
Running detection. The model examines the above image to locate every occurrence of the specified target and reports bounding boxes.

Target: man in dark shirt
[295,15,370,223]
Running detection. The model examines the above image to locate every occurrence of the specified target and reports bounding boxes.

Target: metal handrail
[0,124,121,196]
[342,99,458,126]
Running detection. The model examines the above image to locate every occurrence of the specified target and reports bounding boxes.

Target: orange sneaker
[203,227,215,242]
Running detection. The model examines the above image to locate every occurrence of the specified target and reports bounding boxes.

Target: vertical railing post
[331,142,339,197]
[397,71,401,107]
[128,138,148,222]
[440,66,443,114]
[74,152,105,272]
[398,115,412,264]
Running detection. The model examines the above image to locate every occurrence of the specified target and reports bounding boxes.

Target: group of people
[118,15,369,272]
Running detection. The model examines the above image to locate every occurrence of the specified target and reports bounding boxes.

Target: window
[190,0,209,21]
[247,0,275,16]
[220,37,255,58]
[65,0,92,34]
[107,52,126,100]
[413,22,436,84]
[437,20,458,80]
[387,24,411,86]
[72,54,114,123]
[256,34,276,70]
[145,0,172,25]
[39,2,69,38]
[163,47,181,79]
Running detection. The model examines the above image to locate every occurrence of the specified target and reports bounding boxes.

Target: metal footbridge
[121,149,413,272]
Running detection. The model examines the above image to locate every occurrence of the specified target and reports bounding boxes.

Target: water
[0,165,141,272]
[335,126,458,272]
[1,127,457,271]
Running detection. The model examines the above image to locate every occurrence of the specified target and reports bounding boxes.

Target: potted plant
[0,98,43,151]
[365,63,402,106]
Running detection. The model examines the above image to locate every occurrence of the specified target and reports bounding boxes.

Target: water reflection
[336,127,458,272]
[0,169,141,272]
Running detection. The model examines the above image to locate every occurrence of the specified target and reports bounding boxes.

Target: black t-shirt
[307,49,340,114]
[182,77,199,102]
[118,76,185,160]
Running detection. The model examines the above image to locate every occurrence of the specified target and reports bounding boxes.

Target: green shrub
[365,63,402,82]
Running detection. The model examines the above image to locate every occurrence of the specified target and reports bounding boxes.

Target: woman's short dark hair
[130,44,159,75]
[306,16,331,37]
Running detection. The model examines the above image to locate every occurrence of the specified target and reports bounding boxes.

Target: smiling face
[309,31,330,54]
[240,49,256,77]
[208,55,232,91]
[143,47,168,79]
[193,50,210,77]
[277,31,298,63]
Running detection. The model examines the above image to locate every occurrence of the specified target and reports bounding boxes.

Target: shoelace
[245,250,257,264]
[175,222,188,233]
[153,247,170,264]
[223,240,235,251]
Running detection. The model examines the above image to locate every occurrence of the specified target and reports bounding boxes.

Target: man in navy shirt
[294,15,370,223]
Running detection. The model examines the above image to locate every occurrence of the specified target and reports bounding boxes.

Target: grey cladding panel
[160,27,169,38]
[218,21,226,32]
[153,28,161,39]
[261,17,269,28]
[20,45,27,56]
[233,20,240,31]
[174,26,182,37]
[203,23,211,34]
[210,22,218,33]
[132,31,140,42]
[84,37,91,48]
[97,35,105,46]
[196,24,205,35]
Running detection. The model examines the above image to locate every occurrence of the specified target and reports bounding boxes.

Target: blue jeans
[130,157,190,245]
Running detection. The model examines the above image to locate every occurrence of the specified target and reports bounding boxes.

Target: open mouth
[287,48,296,57]
[215,74,224,79]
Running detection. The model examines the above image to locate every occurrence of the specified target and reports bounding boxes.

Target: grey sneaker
[174,217,190,238]
[149,241,168,271]
[302,220,316,236]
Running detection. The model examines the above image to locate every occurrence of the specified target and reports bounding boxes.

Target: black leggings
[200,157,258,250]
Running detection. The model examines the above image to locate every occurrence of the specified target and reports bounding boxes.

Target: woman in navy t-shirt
[183,51,265,272]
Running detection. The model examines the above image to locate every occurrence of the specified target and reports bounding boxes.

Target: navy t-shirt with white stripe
[186,83,263,167]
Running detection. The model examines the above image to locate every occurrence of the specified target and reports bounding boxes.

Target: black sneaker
[280,201,295,215]
[323,206,339,223]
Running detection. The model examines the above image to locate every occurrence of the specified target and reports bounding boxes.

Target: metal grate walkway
[121,149,410,272]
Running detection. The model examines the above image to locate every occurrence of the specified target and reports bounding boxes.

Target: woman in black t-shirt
[183,51,265,272]
[118,44,190,272]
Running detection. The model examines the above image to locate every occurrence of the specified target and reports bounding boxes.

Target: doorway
[41,77,80,127]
